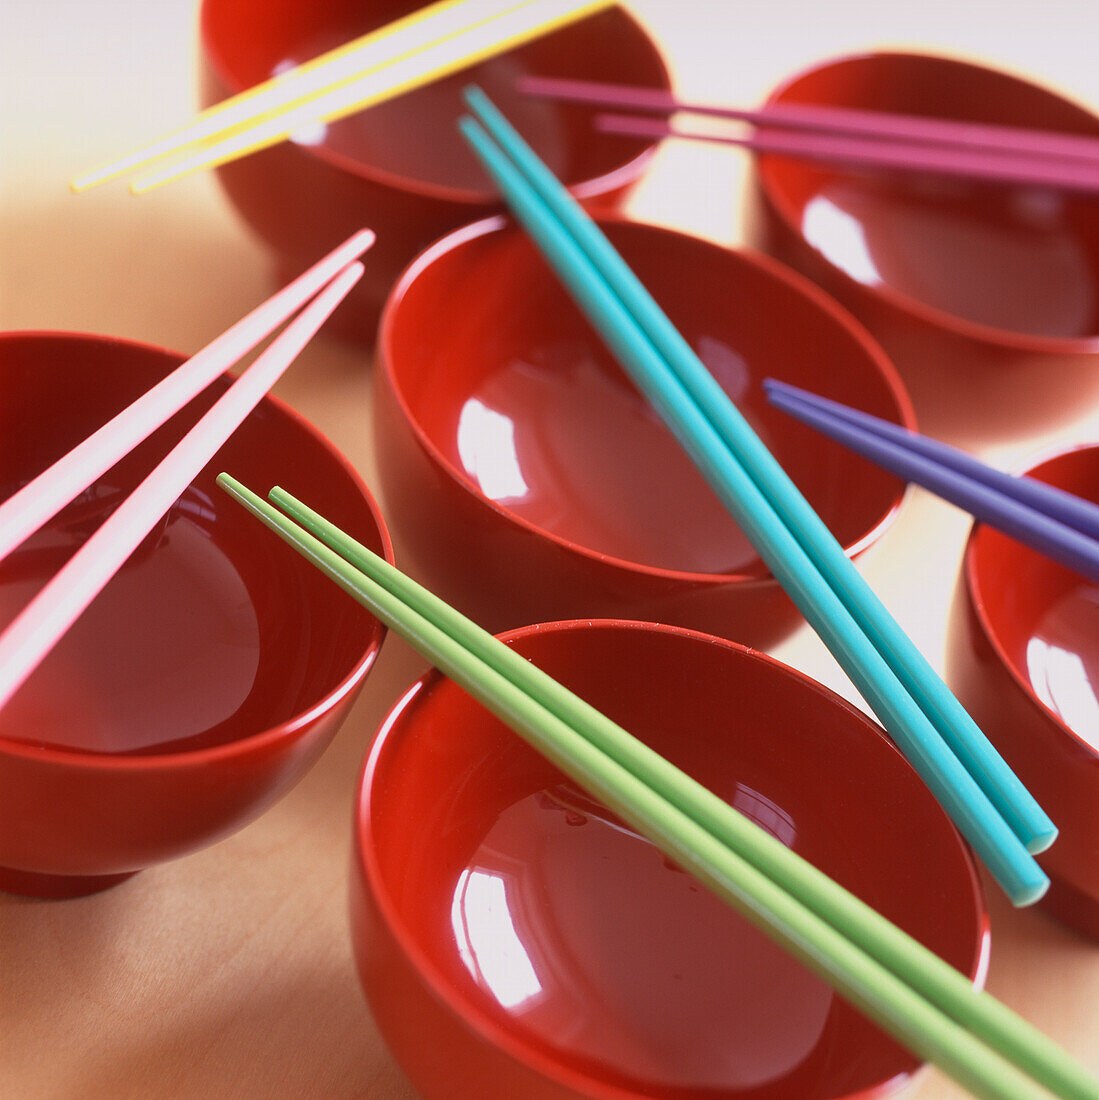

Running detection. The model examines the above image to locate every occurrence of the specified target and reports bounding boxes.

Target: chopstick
[764,379,1099,583]
[455,88,1054,905]
[520,76,1099,165]
[72,0,613,194]
[71,0,530,191]
[217,474,1099,1100]
[595,115,1099,195]
[520,76,1099,194]
[0,229,374,567]
[0,261,364,730]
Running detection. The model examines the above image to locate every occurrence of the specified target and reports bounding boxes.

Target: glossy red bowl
[198,0,670,342]
[375,214,913,647]
[947,441,1099,938]
[742,52,1099,442]
[0,331,391,898]
[351,618,988,1099]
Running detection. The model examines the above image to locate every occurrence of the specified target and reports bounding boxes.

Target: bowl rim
[197,0,672,207]
[354,617,990,1100]
[0,329,394,770]
[376,211,917,588]
[754,48,1099,354]
[961,437,1099,758]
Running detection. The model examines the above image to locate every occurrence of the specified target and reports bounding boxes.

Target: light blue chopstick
[764,379,1099,582]
[460,85,1054,858]
[457,90,1051,905]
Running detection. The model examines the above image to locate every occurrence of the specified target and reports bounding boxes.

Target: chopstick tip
[350,227,377,253]
[457,114,486,146]
[267,485,300,514]
[1017,874,1052,907]
[216,472,246,496]
[1026,824,1059,855]
[461,82,488,107]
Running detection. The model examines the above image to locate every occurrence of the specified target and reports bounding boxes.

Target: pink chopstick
[519,75,1099,166]
[0,228,375,566]
[595,112,1099,194]
[0,261,364,723]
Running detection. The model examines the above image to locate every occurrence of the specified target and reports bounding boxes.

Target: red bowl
[742,52,1099,442]
[351,618,988,1099]
[198,0,670,342]
[375,214,913,647]
[947,441,1099,938]
[0,331,392,898]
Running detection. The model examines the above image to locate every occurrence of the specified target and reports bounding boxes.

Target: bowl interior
[0,334,386,755]
[968,446,1099,748]
[384,218,909,578]
[758,53,1099,341]
[361,621,985,1098]
[201,0,669,198]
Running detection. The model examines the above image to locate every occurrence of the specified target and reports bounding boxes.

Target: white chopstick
[0,261,363,722]
[0,229,374,566]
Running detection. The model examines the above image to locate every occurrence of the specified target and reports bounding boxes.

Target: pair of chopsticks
[71,0,613,194]
[766,380,1099,584]
[520,76,1099,194]
[218,475,1099,1100]
[454,87,1055,906]
[0,231,374,737]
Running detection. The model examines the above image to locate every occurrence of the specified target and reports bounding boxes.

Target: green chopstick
[459,84,1055,858]
[218,473,1097,1100]
[455,102,1047,907]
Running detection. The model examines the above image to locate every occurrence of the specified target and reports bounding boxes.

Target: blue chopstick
[457,89,1051,905]
[459,86,1055,860]
[765,379,1099,582]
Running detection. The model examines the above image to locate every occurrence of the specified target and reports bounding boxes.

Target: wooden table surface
[3,1,1099,1096]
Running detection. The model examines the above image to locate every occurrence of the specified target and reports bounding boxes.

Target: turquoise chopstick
[457,100,1048,905]
[461,85,1055,858]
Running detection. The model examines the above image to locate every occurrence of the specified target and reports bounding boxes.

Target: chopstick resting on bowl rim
[455,87,1054,906]
[71,0,615,195]
[518,76,1099,194]
[0,230,373,566]
[764,379,1099,583]
[0,237,372,727]
[218,474,1099,1100]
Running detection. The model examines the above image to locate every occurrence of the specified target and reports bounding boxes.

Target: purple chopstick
[519,75,1099,166]
[764,379,1099,583]
[766,380,1099,542]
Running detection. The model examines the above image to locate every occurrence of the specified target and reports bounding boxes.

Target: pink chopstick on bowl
[520,75,1099,193]
[0,234,372,720]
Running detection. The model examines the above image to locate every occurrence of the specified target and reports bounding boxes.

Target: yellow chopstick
[71,0,613,194]
[131,0,611,193]
[71,0,535,191]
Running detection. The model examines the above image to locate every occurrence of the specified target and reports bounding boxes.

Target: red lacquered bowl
[947,441,1099,938]
[351,619,988,1099]
[375,214,913,647]
[742,52,1099,442]
[198,0,670,342]
[0,331,391,898]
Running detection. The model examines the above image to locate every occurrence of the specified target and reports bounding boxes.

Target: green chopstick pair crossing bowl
[218,474,1096,1100]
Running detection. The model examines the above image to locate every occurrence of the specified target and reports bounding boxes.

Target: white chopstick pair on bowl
[0,230,374,719]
